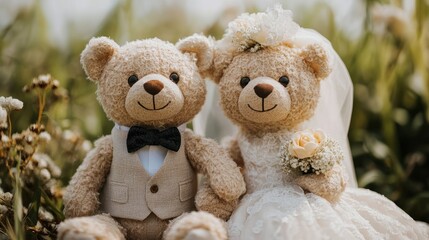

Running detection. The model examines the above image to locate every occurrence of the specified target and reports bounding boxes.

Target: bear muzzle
[125,74,184,121]
[238,77,290,123]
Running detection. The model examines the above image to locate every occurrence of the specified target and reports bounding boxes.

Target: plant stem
[7,114,12,138]
[13,154,24,240]
[36,90,46,126]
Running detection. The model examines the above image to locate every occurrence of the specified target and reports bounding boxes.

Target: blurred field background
[0,0,428,238]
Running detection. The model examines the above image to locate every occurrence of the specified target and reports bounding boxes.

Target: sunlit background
[0,0,428,238]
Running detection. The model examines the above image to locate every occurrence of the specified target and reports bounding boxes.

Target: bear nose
[144,80,164,95]
[254,83,273,99]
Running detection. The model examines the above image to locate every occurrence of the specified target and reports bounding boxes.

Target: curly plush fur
[58,36,245,240]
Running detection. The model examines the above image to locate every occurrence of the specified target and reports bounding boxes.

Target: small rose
[288,129,326,159]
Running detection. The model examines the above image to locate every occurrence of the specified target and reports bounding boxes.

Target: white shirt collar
[114,123,187,132]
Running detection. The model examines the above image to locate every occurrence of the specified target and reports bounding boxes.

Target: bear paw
[57,214,125,240]
[184,228,217,240]
[164,211,227,240]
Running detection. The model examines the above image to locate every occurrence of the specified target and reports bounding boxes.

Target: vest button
[150,184,158,193]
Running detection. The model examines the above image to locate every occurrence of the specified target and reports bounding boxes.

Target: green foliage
[335,1,429,222]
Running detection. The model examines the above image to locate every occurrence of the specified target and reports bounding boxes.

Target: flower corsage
[280,129,343,175]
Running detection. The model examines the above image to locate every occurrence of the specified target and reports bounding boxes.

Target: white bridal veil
[193,22,357,188]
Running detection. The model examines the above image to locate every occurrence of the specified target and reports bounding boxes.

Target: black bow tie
[126,126,181,153]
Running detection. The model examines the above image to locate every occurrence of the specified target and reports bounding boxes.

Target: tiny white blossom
[0,192,13,203]
[63,130,78,142]
[0,204,7,214]
[371,4,410,39]
[0,107,7,128]
[0,96,23,111]
[38,132,51,142]
[81,140,93,152]
[38,207,54,222]
[37,74,51,84]
[40,169,51,182]
[1,135,10,143]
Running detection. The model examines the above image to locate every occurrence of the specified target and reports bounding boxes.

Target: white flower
[37,74,51,84]
[1,135,10,143]
[38,132,51,142]
[0,204,7,214]
[38,207,54,222]
[223,5,300,52]
[0,96,23,111]
[0,107,7,128]
[40,169,51,182]
[288,129,326,159]
[81,140,93,152]
[371,4,410,39]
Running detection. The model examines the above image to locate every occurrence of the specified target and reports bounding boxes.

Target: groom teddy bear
[57,36,245,240]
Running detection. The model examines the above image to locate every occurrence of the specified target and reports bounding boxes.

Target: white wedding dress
[227,129,428,239]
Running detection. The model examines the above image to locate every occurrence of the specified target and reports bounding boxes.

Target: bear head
[208,7,332,134]
[80,35,213,128]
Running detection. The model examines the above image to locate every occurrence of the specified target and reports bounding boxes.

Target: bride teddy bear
[181,6,428,240]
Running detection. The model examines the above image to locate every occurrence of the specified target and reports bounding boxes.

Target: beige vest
[100,127,197,221]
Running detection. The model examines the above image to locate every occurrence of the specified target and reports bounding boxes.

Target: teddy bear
[186,6,429,239]
[56,35,246,240]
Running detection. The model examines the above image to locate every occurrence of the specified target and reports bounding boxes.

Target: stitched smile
[248,104,277,112]
[138,101,171,111]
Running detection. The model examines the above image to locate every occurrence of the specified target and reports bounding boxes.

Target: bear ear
[176,34,214,76]
[300,44,331,80]
[81,37,119,82]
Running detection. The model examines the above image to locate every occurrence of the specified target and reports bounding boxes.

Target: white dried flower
[222,5,299,53]
[38,207,54,222]
[81,140,93,152]
[63,130,78,143]
[371,4,410,39]
[0,107,7,128]
[37,74,51,85]
[38,132,51,142]
[0,204,7,214]
[0,96,23,111]
[1,135,10,143]
[0,192,13,203]
[40,169,51,182]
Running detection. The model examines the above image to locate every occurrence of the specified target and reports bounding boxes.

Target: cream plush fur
[57,36,246,240]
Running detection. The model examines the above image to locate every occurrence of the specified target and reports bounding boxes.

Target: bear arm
[221,136,244,170]
[63,135,113,218]
[184,129,246,202]
[295,163,346,203]
[195,180,239,221]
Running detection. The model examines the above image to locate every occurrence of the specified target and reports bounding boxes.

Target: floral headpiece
[222,5,300,53]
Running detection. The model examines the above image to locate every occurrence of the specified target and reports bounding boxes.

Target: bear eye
[128,74,139,87]
[169,72,180,84]
[279,76,290,87]
[240,77,251,88]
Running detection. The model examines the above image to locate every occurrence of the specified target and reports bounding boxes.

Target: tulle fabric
[228,187,428,240]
